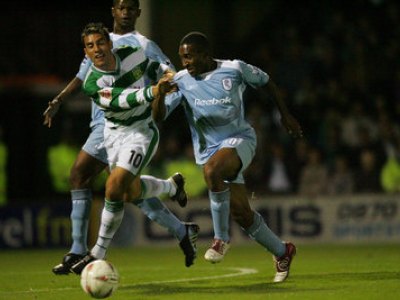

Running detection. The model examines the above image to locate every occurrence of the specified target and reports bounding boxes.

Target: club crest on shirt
[222,78,232,91]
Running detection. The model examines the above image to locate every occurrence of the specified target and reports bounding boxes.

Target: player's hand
[281,114,303,138]
[162,69,178,93]
[163,69,176,77]
[43,98,62,128]
[157,75,176,95]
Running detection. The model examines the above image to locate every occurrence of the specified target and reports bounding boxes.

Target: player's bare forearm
[151,72,175,121]
[265,80,303,138]
[152,73,176,122]
[152,94,166,122]
[43,77,83,128]
[43,99,62,128]
[265,80,290,116]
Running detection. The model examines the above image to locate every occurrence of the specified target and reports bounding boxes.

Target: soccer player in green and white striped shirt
[49,0,198,276]
[70,23,192,274]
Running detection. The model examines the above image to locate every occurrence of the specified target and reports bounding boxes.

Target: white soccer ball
[80,260,120,299]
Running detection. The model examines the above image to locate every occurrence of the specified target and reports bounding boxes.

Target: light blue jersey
[165,59,269,166]
[76,31,174,129]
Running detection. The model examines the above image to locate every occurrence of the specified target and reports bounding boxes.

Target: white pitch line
[0,267,258,295]
[122,267,258,286]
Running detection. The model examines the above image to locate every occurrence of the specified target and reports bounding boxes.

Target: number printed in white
[228,138,238,146]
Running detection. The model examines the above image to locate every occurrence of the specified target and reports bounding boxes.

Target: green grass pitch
[0,243,398,300]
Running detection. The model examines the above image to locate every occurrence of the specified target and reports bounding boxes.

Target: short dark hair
[81,22,110,44]
[180,31,210,52]
[113,0,140,8]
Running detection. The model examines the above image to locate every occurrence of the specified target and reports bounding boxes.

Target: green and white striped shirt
[82,46,164,128]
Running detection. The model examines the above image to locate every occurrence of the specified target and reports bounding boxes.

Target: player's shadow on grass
[119,281,327,296]
[295,271,400,282]
[119,271,400,296]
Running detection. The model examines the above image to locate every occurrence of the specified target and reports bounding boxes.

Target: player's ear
[137,8,142,17]
[203,50,211,59]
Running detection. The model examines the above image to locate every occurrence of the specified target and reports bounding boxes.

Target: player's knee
[126,189,141,202]
[105,188,124,201]
[105,178,124,200]
[69,165,90,189]
[203,162,224,185]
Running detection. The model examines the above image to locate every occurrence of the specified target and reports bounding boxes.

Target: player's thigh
[73,149,107,172]
[207,137,256,182]
[224,136,256,169]
[206,148,241,179]
[71,150,107,182]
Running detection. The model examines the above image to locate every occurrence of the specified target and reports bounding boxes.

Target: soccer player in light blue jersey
[43,0,198,274]
[159,32,303,282]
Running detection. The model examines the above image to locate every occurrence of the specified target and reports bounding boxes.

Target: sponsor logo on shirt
[195,97,231,106]
[99,88,112,100]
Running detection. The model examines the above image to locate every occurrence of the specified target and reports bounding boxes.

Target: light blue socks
[136,197,186,240]
[244,211,285,256]
[209,189,230,242]
[70,189,92,254]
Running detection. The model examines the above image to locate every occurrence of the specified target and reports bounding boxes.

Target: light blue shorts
[204,136,256,184]
[222,137,256,184]
[82,125,108,164]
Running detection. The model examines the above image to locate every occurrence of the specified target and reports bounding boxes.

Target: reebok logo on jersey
[195,97,231,106]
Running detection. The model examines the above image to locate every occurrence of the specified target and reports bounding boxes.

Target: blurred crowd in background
[234,0,400,197]
[156,0,400,198]
[1,0,400,202]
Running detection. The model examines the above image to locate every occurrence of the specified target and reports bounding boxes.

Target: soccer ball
[80,260,120,299]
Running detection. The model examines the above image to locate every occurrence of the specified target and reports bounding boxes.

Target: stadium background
[1,0,400,249]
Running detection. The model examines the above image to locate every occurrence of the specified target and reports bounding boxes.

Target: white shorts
[103,123,159,176]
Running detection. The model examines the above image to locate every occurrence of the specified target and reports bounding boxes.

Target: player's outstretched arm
[265,80,303,139]
[88,75,175,111]
[43,77,83,128]
[152,72,176,122]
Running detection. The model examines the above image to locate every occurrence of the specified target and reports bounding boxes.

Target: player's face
[112,0,141,31]
[84,33,114,70]
[179,43,209,77]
